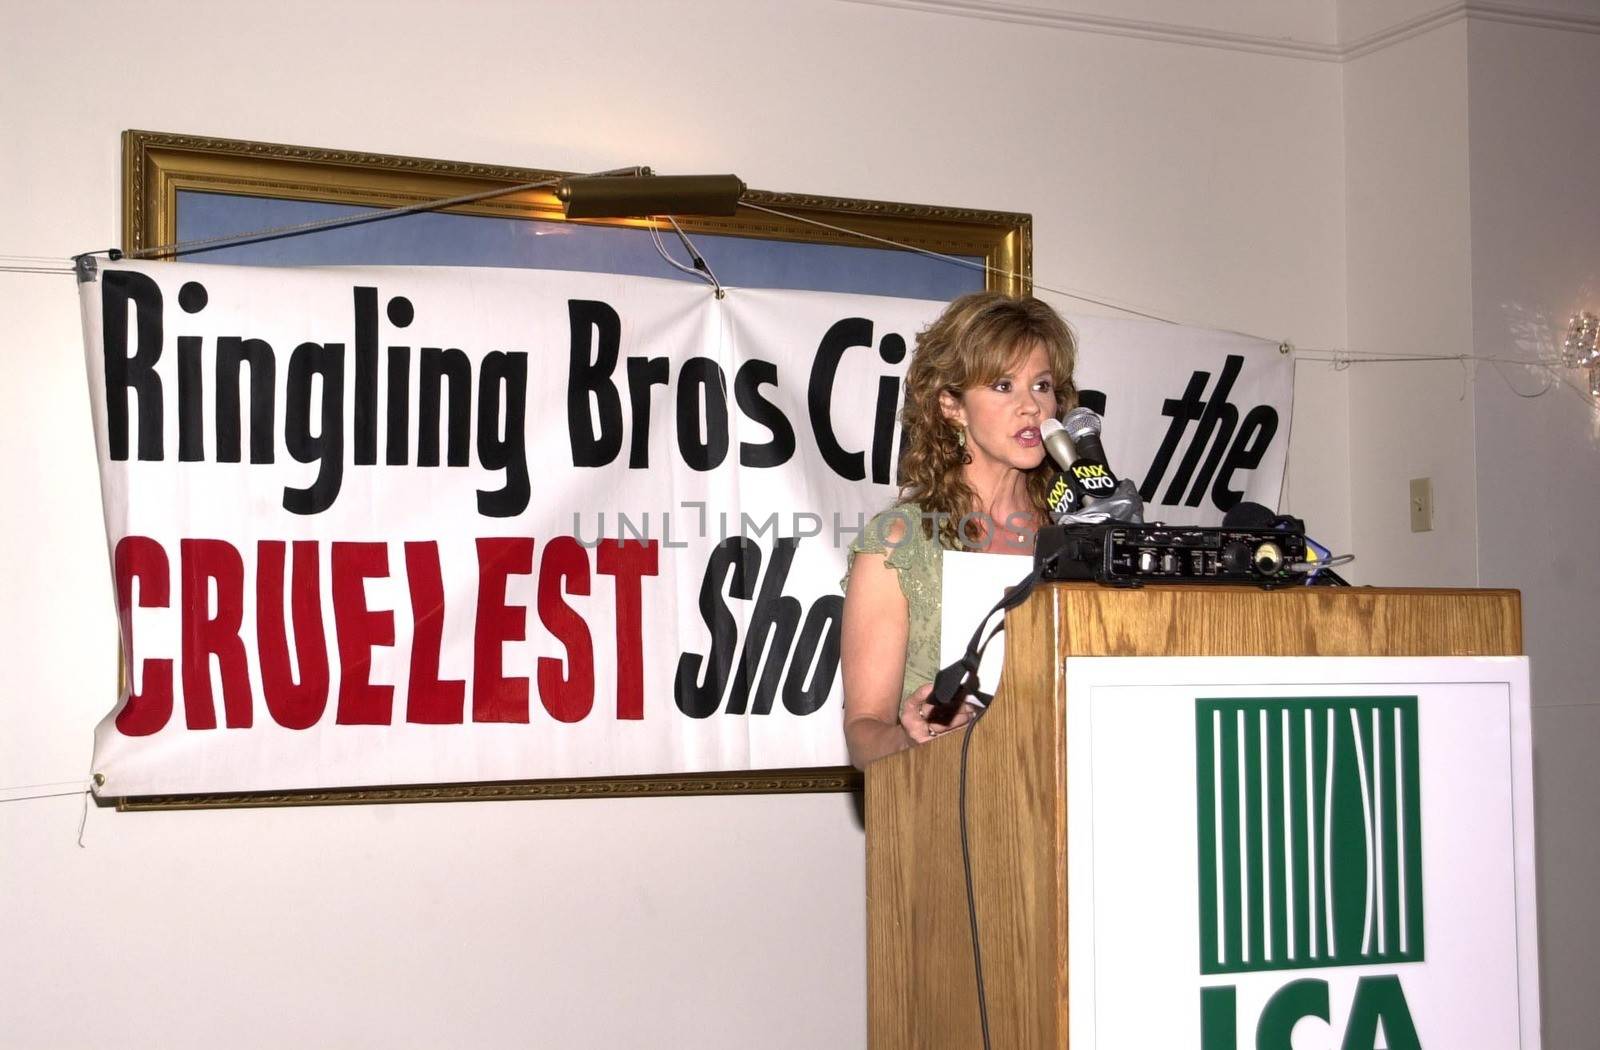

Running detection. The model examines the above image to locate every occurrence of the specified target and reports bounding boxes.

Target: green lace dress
[841,502,947,712]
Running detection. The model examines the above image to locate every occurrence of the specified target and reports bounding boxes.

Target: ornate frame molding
[115,767,862,811]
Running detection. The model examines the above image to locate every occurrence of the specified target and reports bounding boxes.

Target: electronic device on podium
[1036,407,1339,590]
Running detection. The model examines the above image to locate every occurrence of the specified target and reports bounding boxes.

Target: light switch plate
[1409,477,1433,533]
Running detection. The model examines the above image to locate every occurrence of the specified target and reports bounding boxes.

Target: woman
[841,291,1077,770]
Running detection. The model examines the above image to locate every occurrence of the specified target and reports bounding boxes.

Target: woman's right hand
[899,682,976,744]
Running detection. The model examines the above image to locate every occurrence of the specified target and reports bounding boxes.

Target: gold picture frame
[113,129,1032,809]
[122,130,1031,292]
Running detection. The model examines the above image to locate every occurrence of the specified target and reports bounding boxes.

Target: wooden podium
[864,582,1522,1049]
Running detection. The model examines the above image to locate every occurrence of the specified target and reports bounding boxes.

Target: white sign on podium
[1064,656,1538,1050]
[938,562,1540,1049]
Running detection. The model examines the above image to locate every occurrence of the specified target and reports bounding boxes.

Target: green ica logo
[1195,697,1425,1050]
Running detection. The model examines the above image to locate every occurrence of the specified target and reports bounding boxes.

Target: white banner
[81,261,1292,796]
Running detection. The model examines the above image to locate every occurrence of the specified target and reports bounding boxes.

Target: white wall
[1465,19,1600,1048]
[1342,21,1480,587]
[0,2,1347,1048]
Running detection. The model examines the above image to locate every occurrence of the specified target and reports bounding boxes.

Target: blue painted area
[176,191,984,300]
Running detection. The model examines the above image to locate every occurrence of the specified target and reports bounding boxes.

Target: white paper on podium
[937,550,1034,699]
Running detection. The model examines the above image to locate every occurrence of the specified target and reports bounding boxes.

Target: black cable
[957,710,992,1050]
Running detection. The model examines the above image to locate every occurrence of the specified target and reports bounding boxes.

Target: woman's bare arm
[841,547,915,770]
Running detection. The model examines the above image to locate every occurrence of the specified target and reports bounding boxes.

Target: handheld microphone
[1039,418,1087,517]
[1041,408,1144,525]
[1060,407,1120,497]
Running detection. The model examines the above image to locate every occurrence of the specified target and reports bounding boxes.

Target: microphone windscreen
[1039,417,1078,472]
[1222,501,1276,528]
[1062,406,1102,441]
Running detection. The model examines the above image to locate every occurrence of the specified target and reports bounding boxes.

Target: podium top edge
[1037,582,1521,599]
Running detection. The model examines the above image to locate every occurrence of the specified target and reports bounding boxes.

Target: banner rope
[65,164,639,263]
[0,261,75,274]
[3,191,1591,405]
[1296,350,1576,403]
[120,174,568,261]
[0,779,94,802]
[737,199,1194,328]
[1,776,97,846]
[0,789,87,803]
[79,784,92,847]
[731,202,1592,408]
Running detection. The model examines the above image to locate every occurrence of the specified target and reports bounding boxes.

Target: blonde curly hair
[898,291,1077,547]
